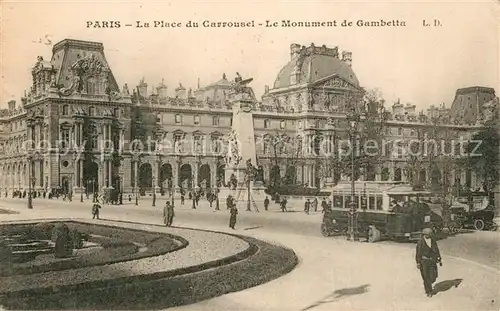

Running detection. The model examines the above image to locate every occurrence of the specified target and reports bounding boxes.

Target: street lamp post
[119,175,123,205]
[152,173,156,207]
[80,177,84,202]
[27,155,33,209]
[346,108,360,242]
[135,160,139,206]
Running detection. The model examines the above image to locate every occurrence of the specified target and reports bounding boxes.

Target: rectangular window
[280,120,286,129]
[193,136,201,153]
[61,129,70,148]
[194,115,200,125]
[175,114,182,124]
[369,196,375,210]
[211,137,221,153]
[264,119,269,128]
[263,142,268,154]
[333,196,343,208]
[212,116,219,126]
[376,196,383,210]
[91,136,98,149]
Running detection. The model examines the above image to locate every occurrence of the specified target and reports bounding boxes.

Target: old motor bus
[321,181,444,242]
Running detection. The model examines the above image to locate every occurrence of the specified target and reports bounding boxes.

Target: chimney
[175,83,186,99]
[157,78,168,99]
[8,100,16,110]
[138,77,148,97]
[342,51,352,67]
[290,43,301,60]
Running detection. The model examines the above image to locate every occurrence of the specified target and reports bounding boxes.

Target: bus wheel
[474,219,485,231]
[321,223,331,237]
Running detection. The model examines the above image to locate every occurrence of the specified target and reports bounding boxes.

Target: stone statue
[122,83,130,95]
[482,97,498,122]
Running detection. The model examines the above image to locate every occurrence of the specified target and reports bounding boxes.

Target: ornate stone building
[0,39,133,196]
[0,39,497,196]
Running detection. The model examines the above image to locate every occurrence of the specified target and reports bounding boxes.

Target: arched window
[89,106,95,116]
[264,119,270,128]
[280,120,286,129]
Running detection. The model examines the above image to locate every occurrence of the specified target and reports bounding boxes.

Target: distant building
[0,39,497,197]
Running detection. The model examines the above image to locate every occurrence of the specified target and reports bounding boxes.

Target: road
[1,197,499,311]
[2,197,497,271]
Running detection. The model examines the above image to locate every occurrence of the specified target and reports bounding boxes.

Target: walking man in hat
[416,227,443,297]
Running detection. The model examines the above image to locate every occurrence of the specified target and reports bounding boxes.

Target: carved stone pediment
[71,54,109,77]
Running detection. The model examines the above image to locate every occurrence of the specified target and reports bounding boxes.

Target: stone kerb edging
[0,219,299,310]
[0,219,250,295]
[4,235,299,310]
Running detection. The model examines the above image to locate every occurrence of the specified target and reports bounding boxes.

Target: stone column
[311,164,316,188]
[211,162,217,188]
[389,163,395,181]
[108,160,112,188]
[79,159,84,187]
[73,158,78,189]
[193,162,199,189]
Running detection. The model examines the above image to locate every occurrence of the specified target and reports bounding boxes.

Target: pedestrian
[226,195,233,210]
[280,198,288,212]
[128,195,131,202]
[264,196,269,211]
[304,198,311,214]
[181,194,185,205]
[215,193,220,210]
[229,205,238,229]
[92,201,101,219]
[313,197,318,212]
[192,195,196,209]
[321,199,327,212]
[163,201,175,226]
[416,227,443,297]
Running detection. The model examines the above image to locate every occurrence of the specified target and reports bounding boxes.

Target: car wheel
[321,223,331,237]
[473,219,485,231]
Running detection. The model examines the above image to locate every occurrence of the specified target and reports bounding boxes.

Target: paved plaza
[1,197,498,311]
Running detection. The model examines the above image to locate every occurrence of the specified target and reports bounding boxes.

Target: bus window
[376,196,383,210]
[333,196,343,208]
[369,196,375,210]
[344,196,351,208]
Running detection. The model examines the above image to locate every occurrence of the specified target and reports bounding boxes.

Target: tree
[465,126,499,195]
[327,89,388,181]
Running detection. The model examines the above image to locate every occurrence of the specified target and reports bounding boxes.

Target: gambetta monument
[221,74,266,207]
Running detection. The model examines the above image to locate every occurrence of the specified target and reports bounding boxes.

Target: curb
[0,218,298,310]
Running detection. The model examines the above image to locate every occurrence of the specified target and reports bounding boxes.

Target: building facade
[0,39,498,197]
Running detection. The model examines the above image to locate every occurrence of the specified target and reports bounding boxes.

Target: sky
[0,0,498,111]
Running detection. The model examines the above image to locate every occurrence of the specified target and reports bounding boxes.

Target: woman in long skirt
[229,205,238,229]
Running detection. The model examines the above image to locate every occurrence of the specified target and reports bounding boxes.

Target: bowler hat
[422,228,433,235]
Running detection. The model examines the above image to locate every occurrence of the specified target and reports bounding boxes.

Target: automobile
[449,196,497,231]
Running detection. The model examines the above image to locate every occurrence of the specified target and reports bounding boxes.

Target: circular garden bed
[0,220,298,310]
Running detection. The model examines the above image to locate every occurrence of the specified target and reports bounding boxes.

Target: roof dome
[273,44,360,89]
